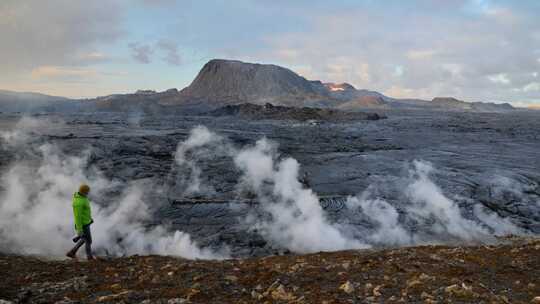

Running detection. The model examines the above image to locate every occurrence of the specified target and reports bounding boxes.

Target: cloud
[29,66,128,84]
[0,1,124,71]
[31,66,98,81]
[0,1,127,97]
[522,82,540,92]
[140,0,176,6]
[244,1,540,104]
[129,43,154,64]
[128,40,182,66]
[488,73,511,85]
[75,52,110,64]
[384,85,431,99]
[407,50,437,60]
[158,40,182,66]
[393,66,404,77]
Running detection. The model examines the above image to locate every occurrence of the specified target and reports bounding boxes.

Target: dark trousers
[67,224,93,258]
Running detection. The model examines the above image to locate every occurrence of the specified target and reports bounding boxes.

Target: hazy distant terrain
[0,59,517,114]
[0,90,76,112]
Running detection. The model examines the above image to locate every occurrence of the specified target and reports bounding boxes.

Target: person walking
[66,184,95,260]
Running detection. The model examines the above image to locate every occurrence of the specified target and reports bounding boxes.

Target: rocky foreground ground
[1,237,539,304]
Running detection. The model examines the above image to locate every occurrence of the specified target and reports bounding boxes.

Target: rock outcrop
[428,97,515,112]
[165,59,332,108]
[338,96,389,110]
[431,97,473,110]
[206,102,384,122]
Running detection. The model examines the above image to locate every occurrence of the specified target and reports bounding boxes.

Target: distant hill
[0,59,518,113]
[160,59,515,112]
[88,89,179,113]
[0,89,178,113]
[162,60,395,110]
[161,59,332,108]
[337,95,389,110]
[0,90,78,112]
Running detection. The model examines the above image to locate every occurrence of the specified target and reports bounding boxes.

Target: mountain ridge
[0,59,521,113]
[159,59,516,113]
[164,59,332,108]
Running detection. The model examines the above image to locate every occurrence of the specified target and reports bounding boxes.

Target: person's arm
[88,200,93,224]
[73,202,84,234]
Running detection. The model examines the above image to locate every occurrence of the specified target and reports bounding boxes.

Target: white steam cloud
[174,126,231,196]
[174,126,527,253]
[346,161,524,247]
[234,139,366,253]
[0,118,227,259]
[0,121,528,259]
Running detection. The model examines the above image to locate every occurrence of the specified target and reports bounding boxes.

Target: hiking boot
[66,251,76,259]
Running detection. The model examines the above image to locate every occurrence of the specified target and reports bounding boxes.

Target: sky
[0,0,539,106]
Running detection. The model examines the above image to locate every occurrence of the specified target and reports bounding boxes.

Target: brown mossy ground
[1,237,539,303]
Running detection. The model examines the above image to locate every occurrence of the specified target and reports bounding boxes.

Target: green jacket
[72,192,92,234]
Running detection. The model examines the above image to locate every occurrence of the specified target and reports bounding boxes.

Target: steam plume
[0,121,529,259]
[0,117,227,259]
[175,126,526,252]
